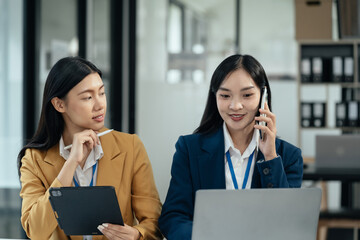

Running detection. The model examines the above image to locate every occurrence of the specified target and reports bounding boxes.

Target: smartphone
[256,87,268,150]
[259,87,268,132]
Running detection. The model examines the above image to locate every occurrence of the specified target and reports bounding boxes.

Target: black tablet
[49,186,124,235]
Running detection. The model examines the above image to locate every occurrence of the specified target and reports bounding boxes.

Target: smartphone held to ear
[255,87,268,153]
[259,87,268,134]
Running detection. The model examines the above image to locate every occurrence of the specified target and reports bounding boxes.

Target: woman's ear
[51,97,66,113]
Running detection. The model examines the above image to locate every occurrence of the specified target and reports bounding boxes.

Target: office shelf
[297,40,360,152]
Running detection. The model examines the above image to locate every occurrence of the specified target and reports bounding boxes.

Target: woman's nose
[230,99,243,110]
[94,96,106,110]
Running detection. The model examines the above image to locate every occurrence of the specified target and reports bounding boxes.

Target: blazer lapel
[251,150,264,188]
[96,131,125,196]
[198,128,226,189]
[42,144,65,188]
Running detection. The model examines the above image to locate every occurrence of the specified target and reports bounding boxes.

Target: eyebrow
[77,84,104,96]
[218,86,255,92]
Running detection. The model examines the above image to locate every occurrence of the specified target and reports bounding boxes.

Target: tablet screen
[49,186,124,235]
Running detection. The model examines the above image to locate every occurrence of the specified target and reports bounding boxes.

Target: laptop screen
[192,188,321,240]
[316,135,360,169]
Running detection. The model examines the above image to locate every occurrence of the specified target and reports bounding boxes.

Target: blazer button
[267,183,274,188]
[263,168,270,175]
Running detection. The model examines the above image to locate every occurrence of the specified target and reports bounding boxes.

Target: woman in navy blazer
[159,54,303,240]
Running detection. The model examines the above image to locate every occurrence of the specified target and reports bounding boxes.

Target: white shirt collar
[59,136,104,170]
[223,122,257,158]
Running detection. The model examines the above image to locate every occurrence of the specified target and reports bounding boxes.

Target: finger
[256,111,276,129]
[82,135,95,148]
[254,124,275,139]
[90,130,100,146]
[85,129,99,147]
[98,225,121,240]
[259,107,275,120]
[102,223,129,235]
[94,130,101,145]
[255,116,274,130]
[264,101,269,110]
[98,227,120,240]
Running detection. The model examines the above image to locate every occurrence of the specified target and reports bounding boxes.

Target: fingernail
[102,223,109,228]
[98,225,104,231]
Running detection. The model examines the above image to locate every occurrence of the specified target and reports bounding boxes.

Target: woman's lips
[229,114,245,121]
[93,114,104,122]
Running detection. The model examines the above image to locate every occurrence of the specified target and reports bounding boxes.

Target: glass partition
[0,0,24,238]
[38,0,77,121]
[0,0,23,189]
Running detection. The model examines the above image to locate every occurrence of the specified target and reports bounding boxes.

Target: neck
[227,125,254,154]
[62,126,82,146]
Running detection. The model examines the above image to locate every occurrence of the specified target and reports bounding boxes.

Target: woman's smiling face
[216,68,261,135]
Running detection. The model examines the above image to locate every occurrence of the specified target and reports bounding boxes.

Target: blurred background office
[1,0,359,239]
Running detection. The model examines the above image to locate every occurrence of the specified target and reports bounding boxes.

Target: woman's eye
[220,94,230,99]
[244,93,253,98]
[83,96,92,100]
[100,92,106,96]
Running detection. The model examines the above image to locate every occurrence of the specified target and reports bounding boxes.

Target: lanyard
[73,162,98,187]
[226,150,255,189]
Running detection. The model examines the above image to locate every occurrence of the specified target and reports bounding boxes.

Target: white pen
[64,129,114,150]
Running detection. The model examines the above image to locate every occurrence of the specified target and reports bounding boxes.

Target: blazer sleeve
[255,144,303,188]
[131,135,163,240]
[159,136,194,240]
[19,149,63,240]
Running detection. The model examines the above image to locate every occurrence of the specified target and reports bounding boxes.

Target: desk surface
[303,163,360,181]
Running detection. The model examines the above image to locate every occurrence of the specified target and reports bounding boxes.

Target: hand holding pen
[67,129,113,167]
[64,129,113,150]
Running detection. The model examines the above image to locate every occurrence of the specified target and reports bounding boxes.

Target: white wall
[240,0,297,76]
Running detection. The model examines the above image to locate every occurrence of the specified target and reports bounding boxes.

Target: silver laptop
[316,135,360,169]
[192,188,321,240]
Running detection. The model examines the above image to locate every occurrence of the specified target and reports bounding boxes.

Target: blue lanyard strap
[226,150,255,189]
[73,162,98,187]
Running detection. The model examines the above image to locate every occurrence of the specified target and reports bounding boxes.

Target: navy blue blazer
[159,127,303,240]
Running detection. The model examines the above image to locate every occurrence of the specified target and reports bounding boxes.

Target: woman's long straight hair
[17,57,102,175]
[194,54,272,135]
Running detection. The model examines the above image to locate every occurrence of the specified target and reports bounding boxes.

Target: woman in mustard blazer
[18,57,162,240]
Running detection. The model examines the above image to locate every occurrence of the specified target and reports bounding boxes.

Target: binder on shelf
[301,58,311,82]
[348,101,359,127]
[335,102,348,127]
[342,87,354,102]
[312,57,323,82]
[355,88,360,101]
[344,57,354,82]
[313,102,326,127]
[301,102,313,127]
[332,56,343,82]
[322,57,332,83]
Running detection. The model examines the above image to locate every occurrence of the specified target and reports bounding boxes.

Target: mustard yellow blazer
[20,130,162,240]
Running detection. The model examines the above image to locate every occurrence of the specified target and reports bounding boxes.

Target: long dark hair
[17,56,102,175]
[194,54,272,135]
